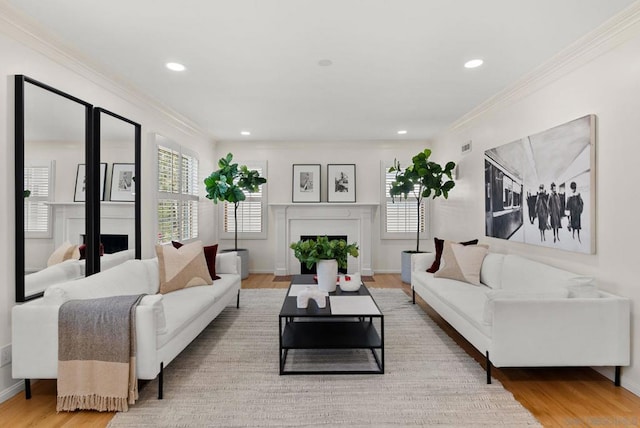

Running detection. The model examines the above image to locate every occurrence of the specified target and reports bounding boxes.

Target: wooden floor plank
[0,273,637,427]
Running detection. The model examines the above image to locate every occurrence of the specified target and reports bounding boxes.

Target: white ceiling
[6,0,637,142]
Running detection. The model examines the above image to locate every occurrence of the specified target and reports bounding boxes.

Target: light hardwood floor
[1,274,638,427]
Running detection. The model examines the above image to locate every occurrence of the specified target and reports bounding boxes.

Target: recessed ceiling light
[318,59,333,67]
[464,59,484,69]
[166,62,186,71]
[397,130,408,135]
[240,131,251,136]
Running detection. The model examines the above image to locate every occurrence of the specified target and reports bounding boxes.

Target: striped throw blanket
[57,294,145,412]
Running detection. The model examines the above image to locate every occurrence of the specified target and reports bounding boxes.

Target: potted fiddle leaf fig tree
[388,148,455,283]
[204,153,267,279]
[290,236,359,292]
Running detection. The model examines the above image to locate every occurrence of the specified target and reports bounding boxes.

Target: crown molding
[448,1,640,133]
[0,2,211,140]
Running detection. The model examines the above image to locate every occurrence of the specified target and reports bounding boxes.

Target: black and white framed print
[292,164,321,202]
[110,163,135,202]
[327,164,356,202]
[74,163,107,202]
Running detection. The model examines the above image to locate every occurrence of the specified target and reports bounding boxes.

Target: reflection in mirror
[16,76,92,301]
[96,109,141,271]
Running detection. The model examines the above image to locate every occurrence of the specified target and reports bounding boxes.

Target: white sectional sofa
[12,252,241,399]
[411,252,631,385]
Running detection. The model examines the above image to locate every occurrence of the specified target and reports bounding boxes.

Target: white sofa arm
[412,252,436,273]
[12,301,61,379]
[490,294,630,367]
[216,252,241,275]
[134,302,161,379]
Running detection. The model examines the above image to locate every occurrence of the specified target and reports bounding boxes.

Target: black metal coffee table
[278,275,384,375]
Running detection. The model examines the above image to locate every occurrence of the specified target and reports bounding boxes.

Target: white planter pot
[316,259,338,292]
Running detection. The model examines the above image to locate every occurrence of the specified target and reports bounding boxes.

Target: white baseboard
[0,379,25,404]
[593,367,640,398]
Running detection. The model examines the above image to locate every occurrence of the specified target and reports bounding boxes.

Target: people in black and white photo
[548,182,563,243]
[300,172,313,192]
[535,184,549,242]
[118,171,133,191]
[566,181,584,243]
[334,172,348,192]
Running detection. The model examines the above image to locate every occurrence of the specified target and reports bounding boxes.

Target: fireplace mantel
[269,203,378,276]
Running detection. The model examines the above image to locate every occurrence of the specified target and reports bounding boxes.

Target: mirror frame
[92,107,141,274]
[15,75,94,302]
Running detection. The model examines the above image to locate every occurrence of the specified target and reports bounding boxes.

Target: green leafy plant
[388,148,456,252]
[23,189,31,198]
[204,153,267,250]
[290,236,359,270]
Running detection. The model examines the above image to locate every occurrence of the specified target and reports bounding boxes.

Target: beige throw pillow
[47,241,80,267]
[434,241,489,286]
[156,240,213,294]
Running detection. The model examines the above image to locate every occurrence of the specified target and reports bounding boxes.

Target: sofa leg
[25,379,31,399]
[486,352,492,384]
[412,289,415,304]
[237,289,240,309]
[615,366,621,387]
[158,362,163,399]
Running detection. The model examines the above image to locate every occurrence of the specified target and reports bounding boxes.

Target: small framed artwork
[327,164,356,203]
[74,163,107,202]
[110,163,136,202]
[292,164,321,202]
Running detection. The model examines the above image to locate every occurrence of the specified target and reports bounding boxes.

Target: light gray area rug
[109,289,540,427]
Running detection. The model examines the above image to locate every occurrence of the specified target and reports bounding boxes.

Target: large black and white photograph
[110,163,135,202]
[484,115,595,253]
[327,164,356,203]
[292,164,321,202]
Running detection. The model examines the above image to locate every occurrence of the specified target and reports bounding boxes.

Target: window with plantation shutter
[381,162,427,239]
[24,162,54,237]
[156,144,199,244]
[221,162,267,239]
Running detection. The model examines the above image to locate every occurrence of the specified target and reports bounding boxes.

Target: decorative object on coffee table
[296,286,327,309]
[290,236,359,292]
[327,164,356,202]
[339,273,361,291]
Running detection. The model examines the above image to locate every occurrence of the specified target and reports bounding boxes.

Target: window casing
[220,162,267,240]
[24,162,54,238]
[157,144,199,244]
[381,162,428,239]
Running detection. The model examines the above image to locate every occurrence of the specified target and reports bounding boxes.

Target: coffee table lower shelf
[279,319,384,375]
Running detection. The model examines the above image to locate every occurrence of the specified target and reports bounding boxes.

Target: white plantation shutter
[382,163,427,238]
[221,163,267,238]
[157,144,199,243]
[24,163,53,236]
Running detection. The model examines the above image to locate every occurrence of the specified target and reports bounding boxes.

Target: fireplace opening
[82,234,129,254]
[299,235,348,274]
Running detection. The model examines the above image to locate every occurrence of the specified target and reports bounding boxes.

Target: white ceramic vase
[316,259,338,292]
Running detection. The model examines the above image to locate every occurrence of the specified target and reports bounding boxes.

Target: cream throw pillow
[47,241,80,267]
[156,240,213,294]
[433,241,489,286]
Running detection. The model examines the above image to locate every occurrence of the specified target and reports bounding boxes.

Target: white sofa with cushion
[12,251,241,399]
[411,251,631,385]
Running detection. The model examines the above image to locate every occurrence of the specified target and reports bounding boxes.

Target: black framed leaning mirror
[15,75,93,302]
[93,108,141,274]
[15,77,142,302]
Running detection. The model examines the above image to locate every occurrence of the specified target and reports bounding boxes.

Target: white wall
[213,140,431,273]
[430,28,640,393]
[0,29,215,400]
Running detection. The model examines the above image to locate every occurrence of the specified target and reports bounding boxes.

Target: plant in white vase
[290,236,359,292]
